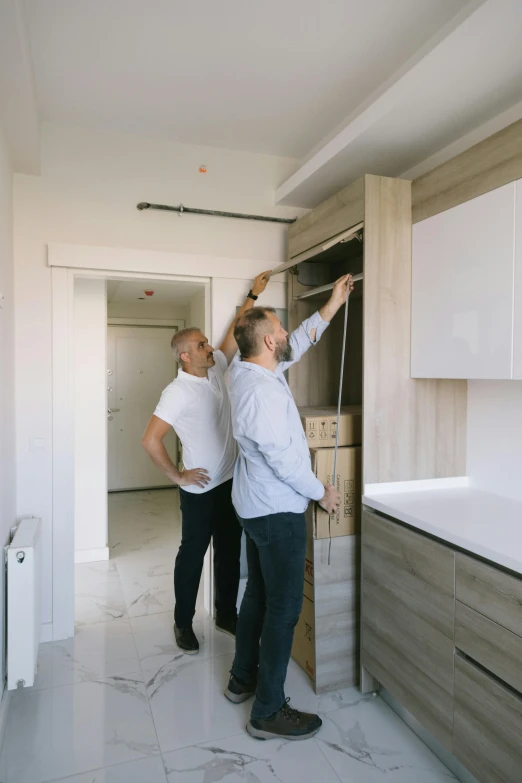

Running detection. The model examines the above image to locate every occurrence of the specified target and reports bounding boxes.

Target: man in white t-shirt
[142,271,270,654]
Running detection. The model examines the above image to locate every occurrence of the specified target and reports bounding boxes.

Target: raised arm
[317,274,354,327]
[279,274,354,372]
[218,270,271,365]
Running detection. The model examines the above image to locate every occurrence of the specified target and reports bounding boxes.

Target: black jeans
[175,479,242,628]
[231,511,306,720]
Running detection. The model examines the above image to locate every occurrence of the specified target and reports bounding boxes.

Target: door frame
[51,263,211,640]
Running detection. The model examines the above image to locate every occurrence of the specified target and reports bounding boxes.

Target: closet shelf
[294,272,363,301]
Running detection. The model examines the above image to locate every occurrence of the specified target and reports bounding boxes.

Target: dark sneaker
[224,674,256,704]
[215,616,237,638]
[247,698,322,741]
[174,624,199,655]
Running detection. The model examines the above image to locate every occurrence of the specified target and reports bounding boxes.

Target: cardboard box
[310,446,361,539]
[299,406,362,448]
[291,580,315,680]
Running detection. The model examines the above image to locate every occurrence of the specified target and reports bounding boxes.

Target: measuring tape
[328,286,351,564]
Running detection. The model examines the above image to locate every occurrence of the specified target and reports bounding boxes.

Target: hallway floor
[1,490,455,783]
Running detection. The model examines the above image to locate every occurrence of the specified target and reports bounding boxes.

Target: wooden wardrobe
[280,174,466,693]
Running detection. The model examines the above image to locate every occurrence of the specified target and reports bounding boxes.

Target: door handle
[107,408,120,413]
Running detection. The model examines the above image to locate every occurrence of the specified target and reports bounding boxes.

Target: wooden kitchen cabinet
[456,552,522,637]
[454,654,522,783]
[411,182,516,380]
[361,509,455,749]
[455,602,522,695]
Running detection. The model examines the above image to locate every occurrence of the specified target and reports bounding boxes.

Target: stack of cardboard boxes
[291,405,362,687]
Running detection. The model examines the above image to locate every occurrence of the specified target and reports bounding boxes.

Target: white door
[107,325,181,491]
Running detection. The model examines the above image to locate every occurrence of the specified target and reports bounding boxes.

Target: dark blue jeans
[231,511,306,720]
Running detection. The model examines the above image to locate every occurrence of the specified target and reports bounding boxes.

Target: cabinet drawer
[456,553,522,637]
[362,510,455,749]
[455,602,522,694]
[454,655,522,783]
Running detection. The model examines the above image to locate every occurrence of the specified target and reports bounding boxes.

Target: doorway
[67,270,211,637]
[51,256,286,642]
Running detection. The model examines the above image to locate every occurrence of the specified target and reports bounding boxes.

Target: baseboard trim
[74,547,110,564]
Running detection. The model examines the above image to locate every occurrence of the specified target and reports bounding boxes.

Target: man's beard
[275,337,293,363]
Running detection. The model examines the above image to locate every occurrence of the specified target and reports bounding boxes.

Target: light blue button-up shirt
[230,311,329,519]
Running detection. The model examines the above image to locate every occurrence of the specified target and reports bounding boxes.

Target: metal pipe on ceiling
[137,202,296,225]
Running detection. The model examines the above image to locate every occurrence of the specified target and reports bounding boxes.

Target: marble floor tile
[0,489,456,783]
[131,611,234,676]
[43,756,167,783]
[315,693,456,782]
[144,653,248,754]
[280,659,361,717]
[115,548,175,582]
[75,560,119,586]
[33,619,140,690]
[109,531,179,558]
[75,578,128,626]
[109,505,175,525]
[162,733,342,783]
[2,674,160,783]
[120,574,175,618]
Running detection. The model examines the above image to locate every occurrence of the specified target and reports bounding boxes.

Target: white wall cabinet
[411,182,516,380]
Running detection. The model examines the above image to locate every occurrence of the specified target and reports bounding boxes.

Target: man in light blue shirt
[224,275,352,741]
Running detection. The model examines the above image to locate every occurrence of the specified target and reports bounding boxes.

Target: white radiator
[5,518,42,690]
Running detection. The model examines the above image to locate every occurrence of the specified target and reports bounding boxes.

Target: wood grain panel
[314,528,359,692]
[455,602,522,694]
[456,553,522,638]
[288,177,364,259]
[412,118,522,223]
[363,174,467,483]
[454,654,522,783]
[361,510,455,749]
[287,273,316,407]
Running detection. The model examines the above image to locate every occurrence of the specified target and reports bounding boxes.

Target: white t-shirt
[154,350,237,494]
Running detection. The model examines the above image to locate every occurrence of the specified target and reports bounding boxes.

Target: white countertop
[363,478,522,575]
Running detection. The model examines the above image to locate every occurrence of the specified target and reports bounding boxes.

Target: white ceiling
[3,0,522,206]
[107,280,204,308]
[21,0,470,159]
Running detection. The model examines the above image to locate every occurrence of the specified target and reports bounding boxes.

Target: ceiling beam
[275,0,500,208]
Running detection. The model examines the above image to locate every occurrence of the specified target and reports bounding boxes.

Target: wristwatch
[247,290,258,301]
